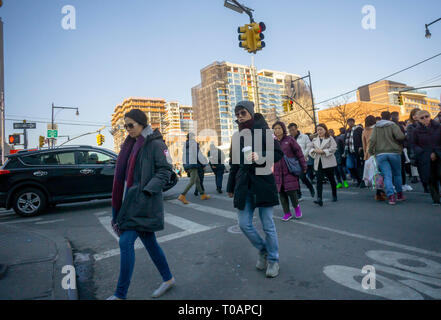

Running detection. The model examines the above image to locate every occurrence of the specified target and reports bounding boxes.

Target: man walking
[288,123,315,200]
[178,133,210,204]
[368,111,406,205]
[208,142,226,193]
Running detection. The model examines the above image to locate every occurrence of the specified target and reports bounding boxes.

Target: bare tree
[280,94,315,133]
[319,96,365,129]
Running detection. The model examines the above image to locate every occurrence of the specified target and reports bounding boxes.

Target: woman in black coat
[410,110,441,205]
[108,109,175,300]
[227,101,284,278]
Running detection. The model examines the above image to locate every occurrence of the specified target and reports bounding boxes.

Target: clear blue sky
[1,0,441,150]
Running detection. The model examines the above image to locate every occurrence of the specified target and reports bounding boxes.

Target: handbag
[283,154,302,176]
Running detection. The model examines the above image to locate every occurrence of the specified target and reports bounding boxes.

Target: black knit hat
[125,109,147,127]
[235,100,255,118]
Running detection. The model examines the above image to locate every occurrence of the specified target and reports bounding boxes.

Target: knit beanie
[235,100,255,118]
[125,109,148,127]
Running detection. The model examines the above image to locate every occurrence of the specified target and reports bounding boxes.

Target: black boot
[314,198,323,206]
[332,195,338,202]
[310,188,315,198]
[217,188,222,194]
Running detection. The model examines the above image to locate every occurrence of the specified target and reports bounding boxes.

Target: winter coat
[226,113,284,210]
[308,136,338,170]
[344,125,363,155]
[116,129,173,233]
[273,134,307,192]
[362,126,374,160]
[293,131,311,158]
[208,147,226,172]
[368,120,405,156]
[410,120,441,184]
[335,134,346,165]
[406,122,418,160]
[182,139,205,171]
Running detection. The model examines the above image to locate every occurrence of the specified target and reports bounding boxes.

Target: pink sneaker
[396,192,406,202]
[294,205,303,219]
[282,212,293,221]
[388,194,397,205]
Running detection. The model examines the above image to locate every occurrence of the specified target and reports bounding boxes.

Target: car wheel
[13,188,47,217]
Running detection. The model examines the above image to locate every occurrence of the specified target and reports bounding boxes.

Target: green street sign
[47,129,58,138]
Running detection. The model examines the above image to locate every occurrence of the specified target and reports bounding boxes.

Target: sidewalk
[0,224,77,300]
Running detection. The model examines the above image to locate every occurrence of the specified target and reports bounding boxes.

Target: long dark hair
[272,121,287,136]
[409,108,421,124]
[316,123,330,138]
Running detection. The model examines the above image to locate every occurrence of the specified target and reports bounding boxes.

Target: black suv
[0,145,117,217]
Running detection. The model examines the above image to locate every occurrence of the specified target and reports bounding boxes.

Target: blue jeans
[115,230,173,299]
[376,153,403,197]
[237,192,279,263]
[215,168,225,190]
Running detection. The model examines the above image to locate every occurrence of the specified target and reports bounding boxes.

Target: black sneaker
[217,188,223,194]
[432,202,440,206]
[310,189,315,198]
[332,196,338,202]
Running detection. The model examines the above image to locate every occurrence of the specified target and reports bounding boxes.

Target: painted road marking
[166,200,441,259]
[93,211,110,217]
[0,218,43,225]
[207,194,331,203]
[93,213,220,262]
[0,212,17,219]
[169,199,237,220]
[35,219,66,225]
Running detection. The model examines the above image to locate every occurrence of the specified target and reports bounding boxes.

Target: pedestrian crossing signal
[8,134,20,145]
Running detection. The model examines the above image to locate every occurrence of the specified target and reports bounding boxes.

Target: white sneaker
[106,295,123,300]
[402,185,413,191]
[152,278,175,298]
[256,252,268,270]
[266,261,280,278]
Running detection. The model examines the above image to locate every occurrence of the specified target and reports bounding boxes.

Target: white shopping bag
[363,156,377,188]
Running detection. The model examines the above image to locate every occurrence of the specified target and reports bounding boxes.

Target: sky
[1,0,441,151]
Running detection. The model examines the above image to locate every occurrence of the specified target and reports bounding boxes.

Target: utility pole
[308,71,317,129]
[0,17,5,165]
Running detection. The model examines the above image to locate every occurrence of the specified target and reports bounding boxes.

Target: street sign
[47,130,58,138]
[13,122,36,129]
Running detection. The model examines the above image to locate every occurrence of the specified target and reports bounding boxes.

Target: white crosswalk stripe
[169,199,237,220]
[93,212,220,262]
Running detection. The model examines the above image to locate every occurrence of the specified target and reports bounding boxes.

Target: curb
[53,237,78,300]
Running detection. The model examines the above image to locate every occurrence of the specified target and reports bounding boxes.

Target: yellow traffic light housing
[238,24,251,52]
[39,136,45,148]
[97,134,104,146]
[238,22,266,54]
[397,95,403,105]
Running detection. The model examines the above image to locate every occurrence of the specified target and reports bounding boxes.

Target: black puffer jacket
[116,129,172,233]
[410,120,441,184]
[226,113,284,210]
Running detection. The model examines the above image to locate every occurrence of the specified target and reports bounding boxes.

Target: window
[21,151,76,166]
[78,151,113,165]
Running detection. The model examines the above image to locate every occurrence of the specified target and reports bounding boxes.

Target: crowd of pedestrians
[107,100,441,299]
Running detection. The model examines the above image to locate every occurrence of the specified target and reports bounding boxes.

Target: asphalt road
[1,174,441,300]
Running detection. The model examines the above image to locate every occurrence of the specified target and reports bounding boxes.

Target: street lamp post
[425,17,441,39]
[51,103,79,148]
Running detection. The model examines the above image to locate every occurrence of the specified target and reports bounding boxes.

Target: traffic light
[397,95,403,105]
[238,24,252,52]
[97,134,105,146]
[39,136,45,148]
[250,22,266,52]
[8,134,20,145]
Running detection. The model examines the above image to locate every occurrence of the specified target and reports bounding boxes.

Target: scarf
[345,126,357,154]
[238,118,255,131]
[111,133,146,213]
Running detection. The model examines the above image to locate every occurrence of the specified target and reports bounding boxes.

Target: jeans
[115,230,173,299]
[376,153,403,197]
[346,153,362,183]
[214,168,225,190]
[194,167,205,194]
[237,192,279,263]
